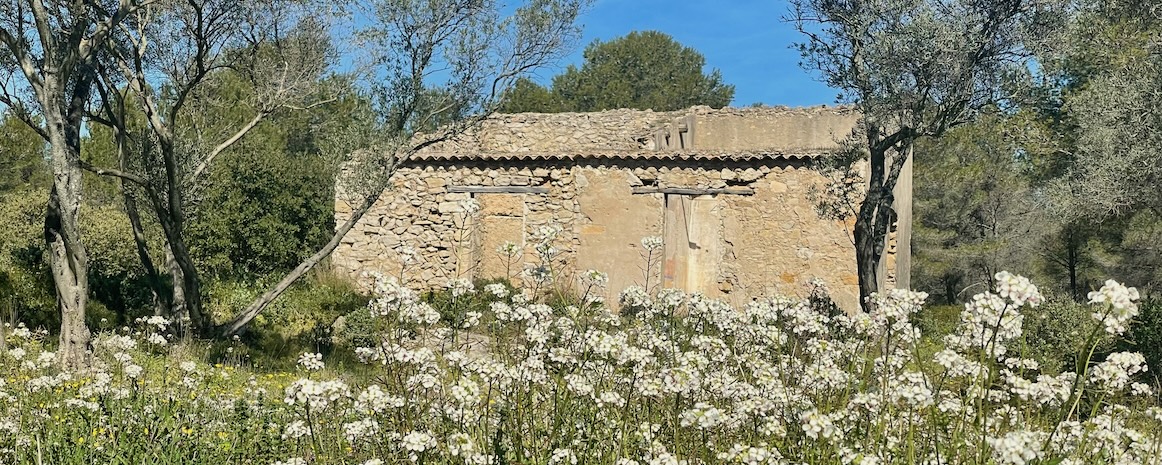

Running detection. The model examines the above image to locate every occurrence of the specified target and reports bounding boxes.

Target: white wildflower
[800,409,838,440]
[994,271,1044,307]
[641,236,664,251]
[448,278,476,298]
[484,283,509,298]
[282,420,310,440]
[986,430,1046,465]
[343,418,380,442]
[297,352,325,371]
[1088,279,1140,335]
[1091,352,1148,391]
[550,448,577,465]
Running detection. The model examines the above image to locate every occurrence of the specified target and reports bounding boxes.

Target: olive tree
[0,0,148,368]
[81,0,335,335]
[788,0,1061,308]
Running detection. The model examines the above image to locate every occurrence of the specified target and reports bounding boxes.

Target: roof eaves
[408,149,833,163]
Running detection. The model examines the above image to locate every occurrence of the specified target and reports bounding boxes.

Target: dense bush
[1120,297,1162,381]
[0,188,166,329]
[187,132,335,280]
[0,189,54,328]
[1021,297,1118,374]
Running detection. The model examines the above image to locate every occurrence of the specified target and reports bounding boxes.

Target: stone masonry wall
[430,109,685,153]
[333,163,580,288]
[333,159,860,310]
[334,105,870,310]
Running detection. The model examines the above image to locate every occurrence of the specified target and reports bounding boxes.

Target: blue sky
[531,0,839,108]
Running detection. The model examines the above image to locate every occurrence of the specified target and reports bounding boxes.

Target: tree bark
[41,62,98,370]
[45,122,91,370]
[854,187,882,311]
[152,202,207,333]
[854,127,915,311]
[124,190,171,316]
[855,135,888,311]
[117,129,171,316]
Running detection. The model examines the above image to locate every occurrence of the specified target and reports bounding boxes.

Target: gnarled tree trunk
[44,99,92,370]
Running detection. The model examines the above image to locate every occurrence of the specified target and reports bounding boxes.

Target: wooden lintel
[448,186,549,194]
[631,187,754,196]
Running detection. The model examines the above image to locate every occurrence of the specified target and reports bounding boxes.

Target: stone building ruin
[333,105,910,310]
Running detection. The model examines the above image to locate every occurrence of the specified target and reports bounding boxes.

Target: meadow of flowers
[1,244,1159,464]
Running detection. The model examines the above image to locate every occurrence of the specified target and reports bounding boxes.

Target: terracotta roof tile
[408,149,830,163]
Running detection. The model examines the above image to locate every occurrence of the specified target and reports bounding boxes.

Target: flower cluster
[0,266,1157,465]
[1088,279,1140,335]
[298,352,324,371]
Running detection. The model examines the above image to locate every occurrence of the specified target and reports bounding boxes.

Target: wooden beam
[631,187,754,196]
[448,186,549,194]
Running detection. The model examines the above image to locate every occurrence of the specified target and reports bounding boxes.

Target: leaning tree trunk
[123,191,171,316]
[170,236,205,332]
[116,127,171,316]
[218,187,384,336]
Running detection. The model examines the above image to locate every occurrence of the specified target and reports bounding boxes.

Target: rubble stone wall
[334,105,870,310]
[333,160,861,310]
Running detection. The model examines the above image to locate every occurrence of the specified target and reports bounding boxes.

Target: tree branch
[188,109,270,181]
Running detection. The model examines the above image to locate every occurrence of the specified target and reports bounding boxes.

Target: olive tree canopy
[789,0,1063,307]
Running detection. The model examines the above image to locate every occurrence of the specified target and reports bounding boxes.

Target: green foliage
[913,304,961,340]
[1120,298,1162,379]
[81,204,158,322]
[80,122,137,207]
[420,279,508,329]
[187,136,334,279]
[916,296,1120,375]
[911,114,1042,303]
[501,31,734,112]
[1,115,159,328]
[1015,0,1162,296]
[0,188,54,328]
[175,73,360,281]
[1021,297,1116,374]
[0,113,47,193]
[498,77,563,113]
[329,306,377,351]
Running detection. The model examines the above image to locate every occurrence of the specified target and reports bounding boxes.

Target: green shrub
[420,277,514,328]
[1,189,162,328]
[187,146,334,280]
[1119,298,1162,381]
[83,203,160,322]
[0,188,54,327]
[1020,297,1116,374]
